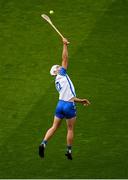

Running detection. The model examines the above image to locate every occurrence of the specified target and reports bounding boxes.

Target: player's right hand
[81,99,91,106]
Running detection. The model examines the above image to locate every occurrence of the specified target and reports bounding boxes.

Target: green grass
[0,0,128,178]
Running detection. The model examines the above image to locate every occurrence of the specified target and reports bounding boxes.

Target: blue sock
[67,145,72,152]
[41,140,47,147]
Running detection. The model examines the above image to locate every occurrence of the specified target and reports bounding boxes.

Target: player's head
[50,65,61,76]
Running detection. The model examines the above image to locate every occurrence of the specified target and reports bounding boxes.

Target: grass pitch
[0,0,128,178]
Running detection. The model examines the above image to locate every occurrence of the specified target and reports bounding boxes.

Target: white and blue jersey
[55,67,76,101]
[55,67,76,119]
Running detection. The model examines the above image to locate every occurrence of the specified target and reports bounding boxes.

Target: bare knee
[66,118,76,131]
[50,124,58,132]
[67,125,74,131]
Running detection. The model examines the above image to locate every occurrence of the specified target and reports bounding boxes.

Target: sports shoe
[65,151,72,160]
[39,144,45,158]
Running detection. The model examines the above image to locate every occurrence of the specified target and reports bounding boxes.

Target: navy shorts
[55,100,77,119]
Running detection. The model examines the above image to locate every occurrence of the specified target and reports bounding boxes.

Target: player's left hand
[81,99,90,106]
[62,38,70,45]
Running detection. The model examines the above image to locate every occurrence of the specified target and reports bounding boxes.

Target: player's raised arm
[61,38,69,70]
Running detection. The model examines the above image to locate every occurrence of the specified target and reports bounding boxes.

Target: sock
[41,140,47,148]
[67,145,72,153]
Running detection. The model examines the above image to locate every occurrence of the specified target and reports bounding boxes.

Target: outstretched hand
[81,99,91,106]
[62,38,70,45]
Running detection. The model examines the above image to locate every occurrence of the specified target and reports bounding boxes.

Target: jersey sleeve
[59,67,67,76]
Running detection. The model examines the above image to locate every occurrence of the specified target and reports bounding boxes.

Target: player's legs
[43,116,62,142]
[65,117,76,160]
[66,117,76,146]
[39,116,62,158]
